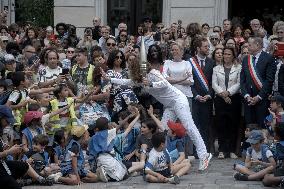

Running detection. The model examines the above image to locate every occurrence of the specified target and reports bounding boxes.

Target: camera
[274,42,284,57]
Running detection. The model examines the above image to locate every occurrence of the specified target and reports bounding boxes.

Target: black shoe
[35,178,54,186]
[17,179,33,186]
[280,178,284,189]
[234,173,248,181]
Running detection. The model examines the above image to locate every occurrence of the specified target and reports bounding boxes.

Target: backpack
[0,89,28,105]
[0,90,12,105]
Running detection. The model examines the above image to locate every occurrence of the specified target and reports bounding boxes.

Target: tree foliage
[16,0,54,27]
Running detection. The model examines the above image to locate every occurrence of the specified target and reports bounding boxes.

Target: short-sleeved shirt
[247,148,273,160]
[8,90,28,104]
[145,148,171,172]
[39,66,62,83]
[135,134,153,152]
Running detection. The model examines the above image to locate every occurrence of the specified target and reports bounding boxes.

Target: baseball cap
[0,105,15,125]
[71,125,89,138]
[4,54,15,64]
[167,120,186,138]
[246,130,264,144]
[23,111,43,125]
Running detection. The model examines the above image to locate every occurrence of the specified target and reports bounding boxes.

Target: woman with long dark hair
[106,50,139,120]
[212,47,242,159]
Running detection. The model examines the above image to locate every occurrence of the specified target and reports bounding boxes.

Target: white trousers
[161,99,207,159]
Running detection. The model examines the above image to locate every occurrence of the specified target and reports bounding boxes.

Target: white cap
[4,54,15,64]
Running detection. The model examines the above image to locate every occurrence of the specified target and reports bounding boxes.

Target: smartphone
[62,68,69,75]
[274,42,284,57]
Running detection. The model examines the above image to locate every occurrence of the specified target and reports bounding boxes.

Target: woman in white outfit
[102,44,212,171]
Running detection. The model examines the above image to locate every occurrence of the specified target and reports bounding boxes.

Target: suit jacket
[240,51,277,99]
[191,56,215,98]
[212,64,241,96]
[278,64,284,96]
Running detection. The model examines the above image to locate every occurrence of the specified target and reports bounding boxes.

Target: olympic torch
[140,36,147,77]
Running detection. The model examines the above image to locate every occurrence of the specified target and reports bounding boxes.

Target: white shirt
[162,60,194,97]
[145,148,171,172]
[39,66,62,83]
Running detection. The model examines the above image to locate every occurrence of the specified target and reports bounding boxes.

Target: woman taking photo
[212,47,242,159]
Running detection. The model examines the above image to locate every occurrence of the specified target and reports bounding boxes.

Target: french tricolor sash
[188,57,209,92]
[247,55,263,90]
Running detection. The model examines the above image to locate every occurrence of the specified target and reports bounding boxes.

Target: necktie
[252,56,256,66]
[200,60,205,70]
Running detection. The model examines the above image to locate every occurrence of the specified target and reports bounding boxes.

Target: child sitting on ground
[240,124,260,161]
[22,111,45,152]
[144,132,189,184]
[234,130,276,181]
[262,122,284,187]
[88,113,140,182]
[48,125,99,185]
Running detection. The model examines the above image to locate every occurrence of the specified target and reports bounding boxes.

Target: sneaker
[130,171,140,177]
[230,153,238,159]
[97,166,108,182]
[234,173,248,181]
[218,152,225,159]
[188,156,195,162]
[47,172,62,183]
[36,177,54,186]
[198,153,212,171]
[168,175,180,184]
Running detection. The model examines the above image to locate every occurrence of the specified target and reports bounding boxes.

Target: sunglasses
[210,38,219,40]
[115,55,123,60]
[213,30,220,33]
[157,26,164,29]
[107,43,116,47]
[67,51,74,54]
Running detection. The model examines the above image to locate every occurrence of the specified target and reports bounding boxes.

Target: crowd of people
[1,10,284,188]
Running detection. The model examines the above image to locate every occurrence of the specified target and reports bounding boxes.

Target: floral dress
[106,69,139,115]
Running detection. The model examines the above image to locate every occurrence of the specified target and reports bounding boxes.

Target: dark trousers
[192,99,213,151]
[243,97,269,128]
[215,94,241,153]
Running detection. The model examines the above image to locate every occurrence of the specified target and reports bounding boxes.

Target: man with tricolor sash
[240,37,277,128]
[189,37,215,151]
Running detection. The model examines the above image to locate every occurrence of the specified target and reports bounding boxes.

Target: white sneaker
[198,153,212,171]
[47,172,62,183]
[230,152,238,159]
[188,156,195,163]
[97,166,108,182]
[168,175,180,184]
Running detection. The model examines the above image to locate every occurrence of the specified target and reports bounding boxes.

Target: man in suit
[240,37,277,128]
[191,37,215,151]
